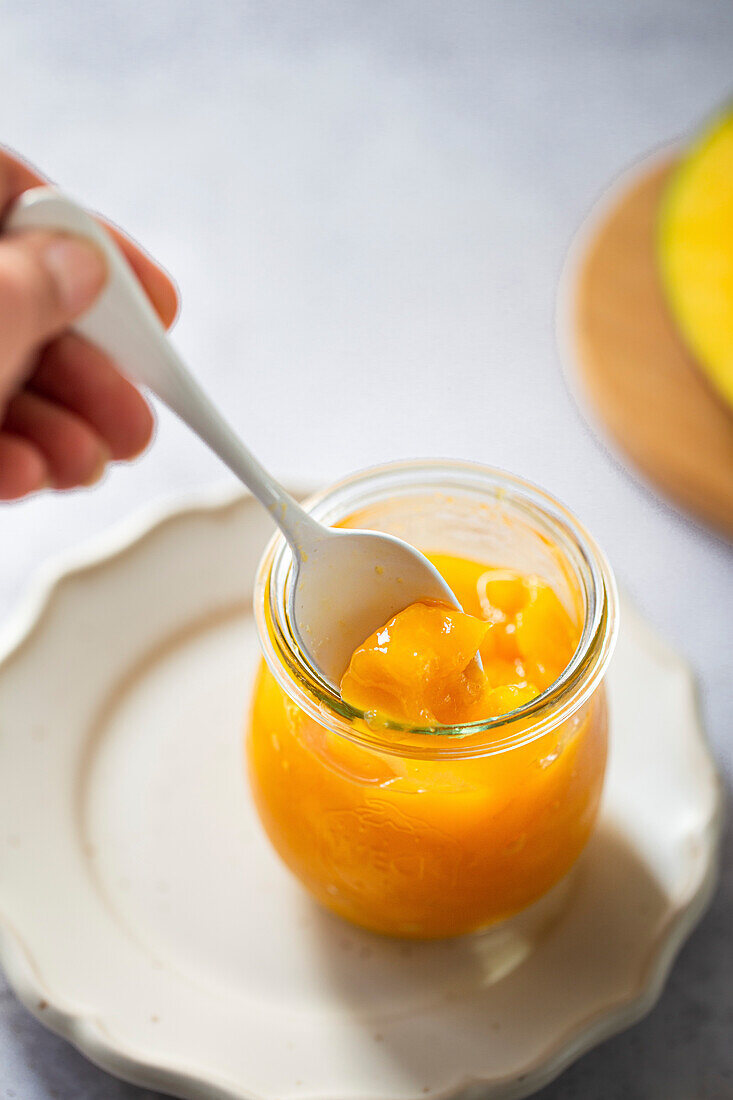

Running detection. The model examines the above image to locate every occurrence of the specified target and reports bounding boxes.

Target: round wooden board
[563,157,733,539]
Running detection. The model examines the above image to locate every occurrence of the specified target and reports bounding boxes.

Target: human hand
[0,148,178,499]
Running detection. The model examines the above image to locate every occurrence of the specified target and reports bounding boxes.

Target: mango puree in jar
[247,553,608,939]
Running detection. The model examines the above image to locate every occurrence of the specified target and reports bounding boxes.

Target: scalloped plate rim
[0,483,723,1100]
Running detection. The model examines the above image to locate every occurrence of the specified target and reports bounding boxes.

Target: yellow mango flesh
[659,108,733,410]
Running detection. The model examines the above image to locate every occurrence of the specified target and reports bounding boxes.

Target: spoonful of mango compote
[340,555,578,727]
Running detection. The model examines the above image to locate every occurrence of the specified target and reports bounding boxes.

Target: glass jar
[248,461,618,940]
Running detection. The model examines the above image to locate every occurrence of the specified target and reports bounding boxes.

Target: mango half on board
[658,108,733,411]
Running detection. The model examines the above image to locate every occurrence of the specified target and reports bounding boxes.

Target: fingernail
[43,236,107,316]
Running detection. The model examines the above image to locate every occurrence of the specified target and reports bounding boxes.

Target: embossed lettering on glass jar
[248,461,618,940]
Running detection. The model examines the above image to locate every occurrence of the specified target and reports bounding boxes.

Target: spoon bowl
[289,524,459,688]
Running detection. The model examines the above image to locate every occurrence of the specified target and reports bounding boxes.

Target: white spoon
[6,187,460,690]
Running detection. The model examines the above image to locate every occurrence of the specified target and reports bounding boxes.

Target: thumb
[0,230,106,401]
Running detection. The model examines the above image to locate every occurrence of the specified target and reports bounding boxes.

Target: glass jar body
[248,668,608,938]
[248,461,617,940]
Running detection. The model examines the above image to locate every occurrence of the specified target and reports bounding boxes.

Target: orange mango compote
[340,556,578,726]
[247,553,608,938]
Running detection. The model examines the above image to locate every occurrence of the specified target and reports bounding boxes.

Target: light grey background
[0,3,731,1097]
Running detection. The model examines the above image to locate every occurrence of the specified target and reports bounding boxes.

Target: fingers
[0,146,179,499]
[0,148,44,217]
[0,332,156,500]
[106,226,179,329]
[0,230,107,399]
[0,433,48,499]
[0,333,155,500]
[0,147,178,330]
[3,389,109,490]
[30,333,154,460]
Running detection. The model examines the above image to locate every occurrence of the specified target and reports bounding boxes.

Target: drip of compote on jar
[340,556,578,726]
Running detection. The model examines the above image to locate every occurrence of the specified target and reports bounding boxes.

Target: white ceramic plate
[0,489,722,1100]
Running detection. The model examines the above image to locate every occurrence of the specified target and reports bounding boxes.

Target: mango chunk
[341,601,489,725]
[341,562,579,728]
[514,581,577,689]
[478,569,528,617]
[483,682,540,717]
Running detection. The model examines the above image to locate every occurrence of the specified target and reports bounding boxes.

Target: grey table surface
[0,3,731,1097]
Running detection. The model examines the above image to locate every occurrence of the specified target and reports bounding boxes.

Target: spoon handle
[6,188,322,546]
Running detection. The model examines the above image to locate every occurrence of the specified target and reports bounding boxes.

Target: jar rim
[254,459,618,759]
